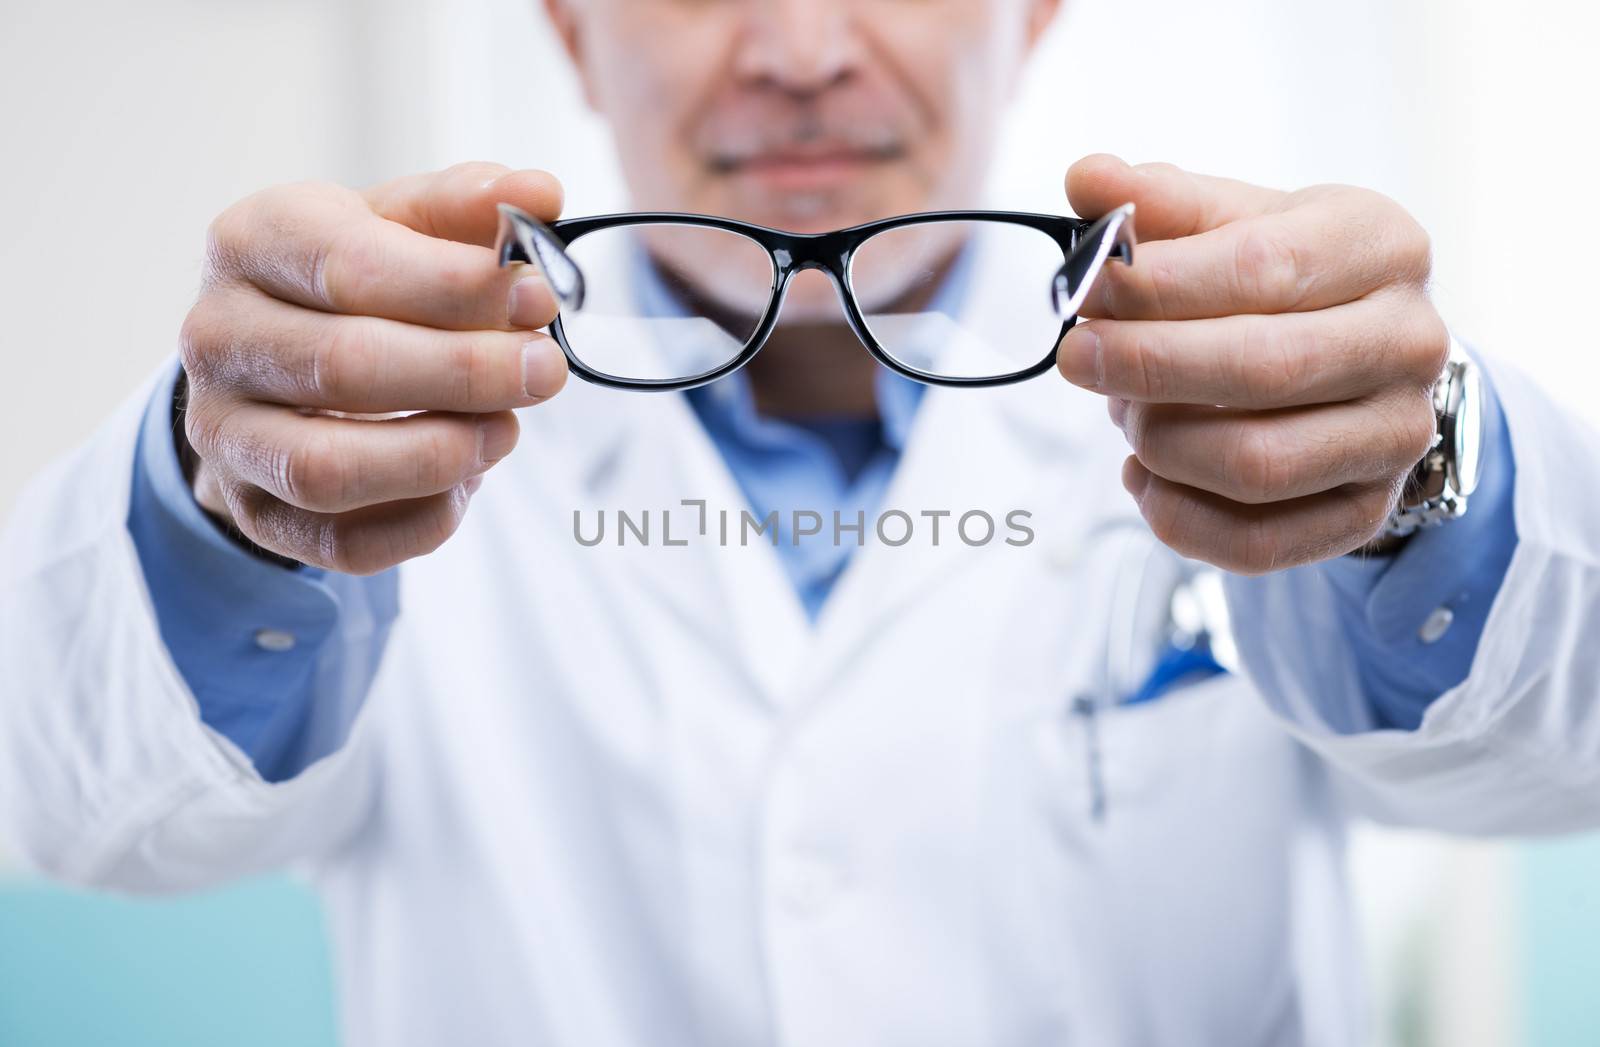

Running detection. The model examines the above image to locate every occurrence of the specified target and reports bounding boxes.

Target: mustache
[695,105,911,169]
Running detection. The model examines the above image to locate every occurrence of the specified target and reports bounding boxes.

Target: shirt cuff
[1307,340,1518,729]
[125,357,397,780]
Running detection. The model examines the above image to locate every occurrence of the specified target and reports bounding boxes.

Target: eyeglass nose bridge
[755,242,875,362]
[765,242,863,330]
[764,240,859,324]
[770,236,851,276]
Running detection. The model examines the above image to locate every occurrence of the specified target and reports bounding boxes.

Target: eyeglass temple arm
[495,203,587,310]
[1052,203,1137,320]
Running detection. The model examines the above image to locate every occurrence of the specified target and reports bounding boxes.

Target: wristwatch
[1378,335,1485,539]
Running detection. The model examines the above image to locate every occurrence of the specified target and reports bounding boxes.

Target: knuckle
[1234,227,1308,307]
[1342,185,1397,229]
[1407,309,1452,386]
[432,252,473,307]
[1361,394,1434,478]
[219,480,278,551]
[1398,395,1440,465]
[279,428,354,511]
[442,336,483,408]
[314,513,366,574]
[177,299,223,386]
[291,182,356,308]
[181,288,273,399]
[181,394,232,464]
[315,318,384,405]
[316,532,358,575]
[1238,320,1310,404]
[1139,484,1190,554]
[316,224,375,314]
[1357,483,1398,531]
[1092,265,1126,316]
[1348,187,1432,289]
[217,480,260,536]
[203,198,258,284]
[413,423,475,492]
[330,491,466,575]
[1226,515,1283,576]
[1341,484,1397,551]
[430,258,481,328]
[415,490,470,555]
[1402,220,1434,281]
[1340,184,1390,217]
[1224,422,1284,503]
[1114,329,1171,399]
[448,335,523,409]
[320,522,370,575]
[1141,256,1184,318]
[1384,202,1434,284]
[1119,402,1151,456]
[207,183,347,306]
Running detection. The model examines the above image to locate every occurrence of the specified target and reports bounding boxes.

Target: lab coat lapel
[806,271,1119,682]
[806,377,1109,678]
[548,377,814,707]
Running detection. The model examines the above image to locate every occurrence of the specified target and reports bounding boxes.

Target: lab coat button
[253,627,297,652]
[1418,607,1454,645]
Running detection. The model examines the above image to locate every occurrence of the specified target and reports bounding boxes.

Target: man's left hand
[1058,154,1449,575]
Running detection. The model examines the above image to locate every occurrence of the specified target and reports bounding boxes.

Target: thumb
[361,161,564,246]
[1065,153,1285,240]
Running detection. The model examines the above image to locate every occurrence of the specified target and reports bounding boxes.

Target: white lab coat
[4,257,1600,1047]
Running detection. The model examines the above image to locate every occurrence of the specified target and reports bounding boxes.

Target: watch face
[1450,362,1484,496]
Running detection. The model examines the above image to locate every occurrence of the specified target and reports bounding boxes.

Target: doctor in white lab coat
[5,1,1600,1045]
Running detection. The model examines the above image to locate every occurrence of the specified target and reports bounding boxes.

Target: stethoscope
[1093,517,1236,700]
[1069,517,1237,821]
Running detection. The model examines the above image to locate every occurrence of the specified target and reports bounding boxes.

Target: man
[3,1,1599,1044]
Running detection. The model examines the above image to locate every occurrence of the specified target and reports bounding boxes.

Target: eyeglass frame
[495,204,1136,392]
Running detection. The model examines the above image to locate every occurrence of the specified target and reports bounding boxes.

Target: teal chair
[0,875,336,1047]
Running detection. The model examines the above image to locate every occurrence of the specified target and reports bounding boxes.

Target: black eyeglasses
[494,203,1136,391]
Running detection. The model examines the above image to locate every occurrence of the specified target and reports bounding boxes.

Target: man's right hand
[177,162,568,574]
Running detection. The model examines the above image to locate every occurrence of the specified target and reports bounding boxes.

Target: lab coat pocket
[1064,670,1241,826]
[989,515,1245,835]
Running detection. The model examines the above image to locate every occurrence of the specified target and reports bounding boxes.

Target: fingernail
[477,414,519,465]
[521,338,565,399]
[507,273,557,328]
[1058,325,1101,388]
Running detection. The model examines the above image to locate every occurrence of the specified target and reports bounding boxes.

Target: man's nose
[734,0,861,94]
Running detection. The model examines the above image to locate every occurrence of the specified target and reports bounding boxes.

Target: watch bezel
[1444,357,1484,499]
[1376,337,1483,541]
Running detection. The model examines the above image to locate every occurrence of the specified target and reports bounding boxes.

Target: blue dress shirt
[1298,340,1517,729]
[126,265,1516,777]
[685,367,926,621]
[126,363,399,781]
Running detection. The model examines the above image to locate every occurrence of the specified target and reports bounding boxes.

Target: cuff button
[1418,607,1454,645]
[253,627,297,653]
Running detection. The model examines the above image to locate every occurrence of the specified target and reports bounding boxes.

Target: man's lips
[713,148,902,192]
